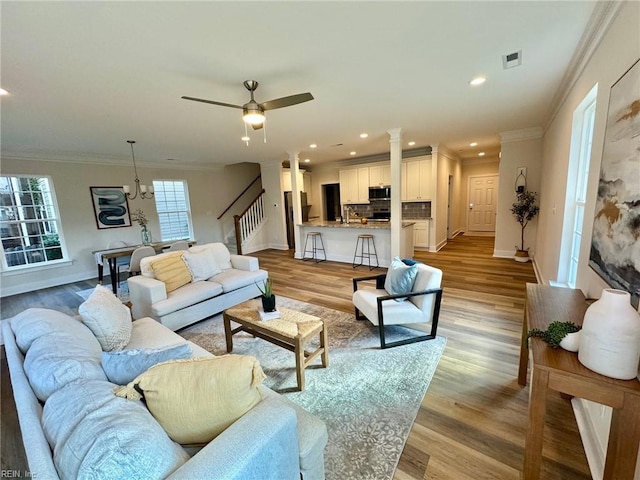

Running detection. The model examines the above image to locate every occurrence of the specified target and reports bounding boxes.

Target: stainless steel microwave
[368,186,391,200]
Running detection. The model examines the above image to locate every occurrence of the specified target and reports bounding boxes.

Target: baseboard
[572,398,606,480]
[435,238,447,252]
[1,268,98,298]
[268,242,290,250]
[493,249,516,259]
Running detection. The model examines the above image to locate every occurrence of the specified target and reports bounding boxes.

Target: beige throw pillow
[114,355,266,445]
[149,252,192,293]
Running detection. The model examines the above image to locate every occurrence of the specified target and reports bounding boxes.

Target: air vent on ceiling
[502,50,522,69]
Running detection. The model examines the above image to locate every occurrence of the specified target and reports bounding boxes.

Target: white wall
[460,158,500,231]
[260,162,288,250]
[494,130,542,258]
[537,1,640,301]
[432,146,463,250]
[536,3,640,478]
[0,157,254,296]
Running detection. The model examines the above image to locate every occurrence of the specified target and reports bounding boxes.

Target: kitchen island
[298,219,414,267]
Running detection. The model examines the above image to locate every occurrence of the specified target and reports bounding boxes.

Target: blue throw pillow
[384,257,418,302]
[401,258,422,266]
[101,344,192,385]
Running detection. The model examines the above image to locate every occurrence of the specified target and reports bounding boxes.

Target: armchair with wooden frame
[352,262,443,349]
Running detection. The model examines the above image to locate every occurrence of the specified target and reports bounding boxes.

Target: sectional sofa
[3,295,328,479]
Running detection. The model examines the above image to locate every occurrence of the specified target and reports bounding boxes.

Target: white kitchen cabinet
[339,167,369,204]
[369,164,391,187]
[282,169,304,192]
[402,157,432,201]
[412,220,430,249]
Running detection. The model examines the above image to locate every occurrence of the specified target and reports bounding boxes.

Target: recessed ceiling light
[408,141,416,146]
[359,133,368,139]
[350,151,356,156]
[0,88,8,96]
[470,142,478,147]
[304,158,310,163]
[469,77,486,86]
[309,144,317,148]
[478,152,485,157]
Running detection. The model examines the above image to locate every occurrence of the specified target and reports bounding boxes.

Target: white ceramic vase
[578,289,640,380]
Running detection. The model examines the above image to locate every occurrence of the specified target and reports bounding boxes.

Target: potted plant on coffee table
[510,190,540,263]
[256,278,276,312]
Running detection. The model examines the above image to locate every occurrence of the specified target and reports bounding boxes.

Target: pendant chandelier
[123,140,154,200]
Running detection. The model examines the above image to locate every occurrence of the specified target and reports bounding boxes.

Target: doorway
[467,175,499,233]
[323,184,340,221]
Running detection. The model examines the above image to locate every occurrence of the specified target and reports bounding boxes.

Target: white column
[289,151,304,259]
[388,128,402,259]
[430,143,438,252]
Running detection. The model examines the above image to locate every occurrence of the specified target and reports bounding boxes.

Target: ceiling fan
[181,80,313,130]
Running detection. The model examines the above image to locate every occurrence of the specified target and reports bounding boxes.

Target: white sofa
[3,307,328,480]
[128,242,268,331]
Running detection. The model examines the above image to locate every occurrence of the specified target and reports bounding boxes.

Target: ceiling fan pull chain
[243,123,250,146]
[263,122,267,143]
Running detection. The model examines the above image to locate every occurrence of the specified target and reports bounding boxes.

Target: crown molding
[500,127,544,144]
[543,1,624,131]
[0,149,224,172]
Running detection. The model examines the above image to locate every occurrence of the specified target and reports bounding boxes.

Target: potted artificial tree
[510,191,540,262]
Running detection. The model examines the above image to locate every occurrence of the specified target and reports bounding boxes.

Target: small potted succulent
[527,321,581,351]
[256,278,276,312]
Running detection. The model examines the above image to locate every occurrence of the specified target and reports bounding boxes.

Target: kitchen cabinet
[339,167,369,204]
[282,169,305,192]
[412,219,430,249]
[369,164,391,187]
[402,157,432,201]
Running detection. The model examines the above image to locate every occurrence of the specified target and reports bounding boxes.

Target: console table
[519,284,640,479]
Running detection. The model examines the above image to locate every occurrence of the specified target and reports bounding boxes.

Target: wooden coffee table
[223,299,329,391]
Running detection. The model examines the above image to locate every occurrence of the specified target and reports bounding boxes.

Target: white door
[468,175,498,232]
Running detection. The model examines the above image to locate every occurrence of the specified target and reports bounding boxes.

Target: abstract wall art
[90,186,132,229]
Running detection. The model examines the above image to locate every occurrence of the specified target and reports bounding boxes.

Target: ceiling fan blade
[181,96,243,109]
[251,123,264,131]
[260,93,314,111]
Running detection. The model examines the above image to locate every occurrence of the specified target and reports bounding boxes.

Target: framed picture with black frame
[90,186,132,229]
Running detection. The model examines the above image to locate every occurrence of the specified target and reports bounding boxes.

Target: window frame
[152,179,194,242]
[557,84,598,288]
[0,174,69,272]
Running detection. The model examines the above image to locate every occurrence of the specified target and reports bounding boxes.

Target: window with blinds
[152,180,193,242]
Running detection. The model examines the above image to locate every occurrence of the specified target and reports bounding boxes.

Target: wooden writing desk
[92,240,196,294]
[519,284,640,479]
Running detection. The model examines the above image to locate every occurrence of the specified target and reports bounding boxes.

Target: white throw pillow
[79,284,132,351]
[182,249,221,282]
[189,243,232,270]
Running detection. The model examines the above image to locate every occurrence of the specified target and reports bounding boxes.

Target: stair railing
[217,174,262,220]
[233,189,266,254]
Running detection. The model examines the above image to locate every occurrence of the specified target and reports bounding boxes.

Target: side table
[519,284,640,479]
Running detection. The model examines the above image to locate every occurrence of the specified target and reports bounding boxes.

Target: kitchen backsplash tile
[345,201,431,219]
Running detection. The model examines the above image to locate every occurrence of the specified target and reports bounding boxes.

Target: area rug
[76,282,129,302]
[180,296,447,480]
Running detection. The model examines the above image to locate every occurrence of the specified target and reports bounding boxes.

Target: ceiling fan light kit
[182,80,313,142]
[123,140,154,200]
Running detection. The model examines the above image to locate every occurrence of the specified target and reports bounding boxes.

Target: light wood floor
[1,235,591,479]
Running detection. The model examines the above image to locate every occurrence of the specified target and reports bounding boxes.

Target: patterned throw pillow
[79,284,132,351]
[114,355,266,445]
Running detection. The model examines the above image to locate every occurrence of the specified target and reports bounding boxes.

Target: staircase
[232,191,266,254]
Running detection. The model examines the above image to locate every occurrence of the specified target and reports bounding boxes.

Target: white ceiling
[1,1,598,169]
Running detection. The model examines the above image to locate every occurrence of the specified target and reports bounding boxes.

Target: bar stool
[302,232,326,263]
[352,234,379,270]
